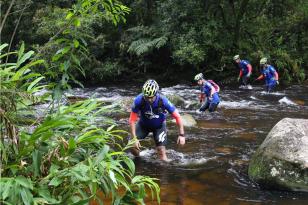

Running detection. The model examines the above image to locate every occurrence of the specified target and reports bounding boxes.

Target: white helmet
[194,73,204,81]
[260,57,268,65]
[233,55,240,61]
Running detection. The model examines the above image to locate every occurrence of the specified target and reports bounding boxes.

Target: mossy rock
[164,94,186,107]
[248,118,308,192]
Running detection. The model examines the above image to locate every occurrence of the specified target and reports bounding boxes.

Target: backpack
[208,80,220,92]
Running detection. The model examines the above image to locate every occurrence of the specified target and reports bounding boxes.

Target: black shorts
[136,121,167,147]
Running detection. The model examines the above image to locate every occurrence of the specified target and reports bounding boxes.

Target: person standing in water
[255,58,279,93]
[233,55,253,86]
[194,73,220,112]
[129,79,185,161]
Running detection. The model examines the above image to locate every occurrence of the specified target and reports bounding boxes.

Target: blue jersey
[201,81,220,104]
[262,65,277,84]
[239,60,250,75]
[131,93,176,129]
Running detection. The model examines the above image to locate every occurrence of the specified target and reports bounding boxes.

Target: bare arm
[171,110,185,145]
[129,112,141,149]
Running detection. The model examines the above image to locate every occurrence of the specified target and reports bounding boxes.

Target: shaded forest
[1,0,307,85]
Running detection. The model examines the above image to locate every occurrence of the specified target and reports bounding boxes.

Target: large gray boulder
[171,113,197,127]
[248,118,308,192]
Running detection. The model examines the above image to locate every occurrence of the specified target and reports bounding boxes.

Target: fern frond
[128,36,168,56]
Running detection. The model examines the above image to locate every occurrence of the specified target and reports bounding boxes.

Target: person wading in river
[233,55,253,86]
[129,79,185,161]
[255,57,279,93]
[194,73,220,112]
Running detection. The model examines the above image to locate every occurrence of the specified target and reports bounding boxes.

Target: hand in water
[134,139,141,150]
[177,136,185,145]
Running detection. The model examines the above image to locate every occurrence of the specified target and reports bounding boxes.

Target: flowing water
[69,84,308,205]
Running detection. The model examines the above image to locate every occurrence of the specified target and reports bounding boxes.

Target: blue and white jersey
[201,82,220,104]
[239,60,250,75]
[262,65,277,84]
[201,81,214,97]
[131,93,176,129]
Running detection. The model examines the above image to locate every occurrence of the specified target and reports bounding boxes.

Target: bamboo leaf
[38,188,60,204]
[17,51,34,68]
[49,177,63,187]
[20,188,33,205]
[27,76,45,92]
[0,43,8,51]
[73,39,80,48]
[2,180,13,200]
[17,42,25,62]
[109,170,117,187]
[68,137,77,154]
[15,176,33,190]
[66,11,74,20]
[32,150,42,177]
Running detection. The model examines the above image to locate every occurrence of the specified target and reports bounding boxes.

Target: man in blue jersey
[129,79,185,161]
[194,73,220,112]
[233,55,253,86]
[255,58,279,92]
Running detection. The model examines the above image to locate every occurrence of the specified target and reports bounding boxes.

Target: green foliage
[1,0,307,84]
[128,36,168,56]
[0,43,46,145]
[90,59,125,80]
[0,44,160,205]
[0,2,161,203]
[30,0,131,102]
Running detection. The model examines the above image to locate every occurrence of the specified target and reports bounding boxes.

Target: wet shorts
[135,121,167,147]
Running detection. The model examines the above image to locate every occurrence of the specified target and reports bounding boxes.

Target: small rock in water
[173,113,197,127]
[278,97,297,106]
[215,147,233,155]
[239,85,253,90]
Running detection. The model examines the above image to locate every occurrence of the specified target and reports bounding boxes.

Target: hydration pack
[208,80,220,92]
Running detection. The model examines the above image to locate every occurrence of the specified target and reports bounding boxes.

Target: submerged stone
[248,118,308,192]
[178,113,197,127]
[165,94,186,107]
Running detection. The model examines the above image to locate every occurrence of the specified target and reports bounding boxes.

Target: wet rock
[184,101,199,109]
[215,147,234,155]
[293,99,305,106]
[248,118,308,192]
[67,95,89,104]
[165,94,186,107]
[116,97,134,112]
[176,113,197,127]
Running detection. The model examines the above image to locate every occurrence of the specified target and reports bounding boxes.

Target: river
[69,84,308,205]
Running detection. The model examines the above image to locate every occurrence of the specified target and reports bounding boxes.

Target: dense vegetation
[0,0,307,204]
[1,0,307,85]
[1,1,160,204]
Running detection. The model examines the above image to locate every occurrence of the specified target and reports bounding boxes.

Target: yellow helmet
[233,55,240,61]
[194,73,204,81]
[260,57,268,65]
[142,79,159,97]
